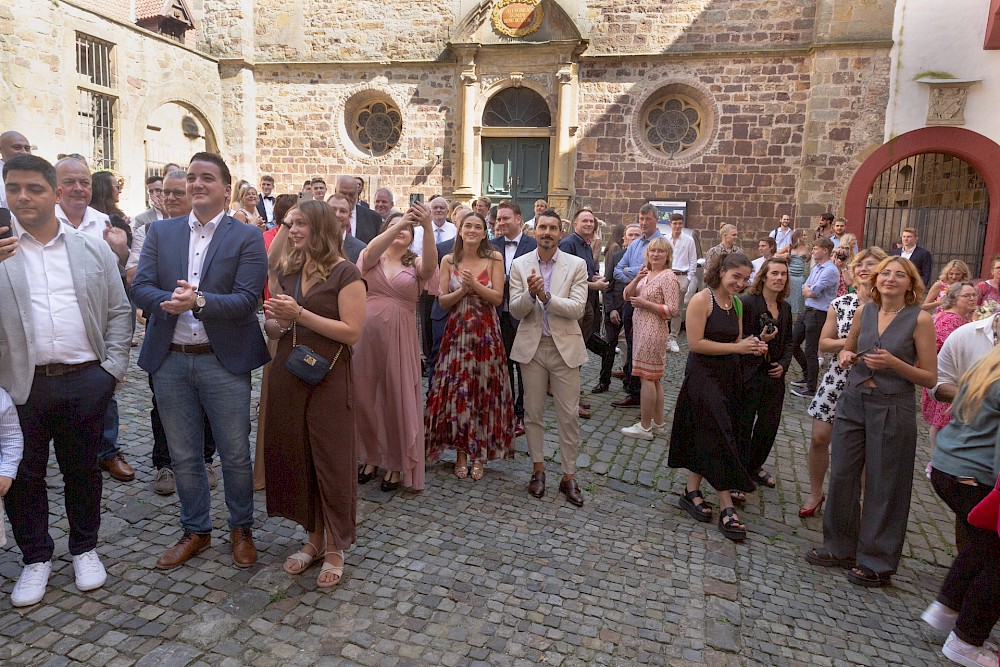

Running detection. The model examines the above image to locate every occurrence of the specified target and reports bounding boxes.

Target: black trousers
[792,307,825,391]
[498,311,524,420]
[620,303,640,399]
[7,364,116,564]
[931,468,1000,646]
[149,374,216,470]
[737,368,786,474]
[419,293,435,361]
[599,308,624,385]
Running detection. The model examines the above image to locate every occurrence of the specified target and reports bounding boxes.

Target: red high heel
[798,494,825,518]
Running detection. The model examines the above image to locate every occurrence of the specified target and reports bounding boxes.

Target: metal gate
[864,153,989,278]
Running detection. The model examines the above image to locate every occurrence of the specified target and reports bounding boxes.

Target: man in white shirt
[749,237,776,284]
[523,199,547,230]
[932,312,999,404]
[0,131,32,210]
[373,188,394,223]
[256,175,275,227]
[0,154,131,607]
[769,213,793,252]
[335,175,380,243]
[410,196,456,254]
[664,213,697,353]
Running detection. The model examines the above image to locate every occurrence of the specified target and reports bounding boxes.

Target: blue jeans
[152,352,254,534]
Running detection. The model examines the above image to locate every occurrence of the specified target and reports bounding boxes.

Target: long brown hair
[452,213,494,264]
[281,200,343,284]
[747,257,790,302]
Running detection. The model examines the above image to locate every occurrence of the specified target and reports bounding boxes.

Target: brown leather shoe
[559,478,584,507]
[100,453,135,482]
[528,471,545,498]
[156,532,211,570]
[611,369,625,379]
[231,527,257,568]
[579,400,591,410]
[611,396,641,408]
[578,406,591,419]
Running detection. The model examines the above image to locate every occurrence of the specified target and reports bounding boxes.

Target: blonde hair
[954,343,1000,424]
[643,237,673,272]
[938,259,971,284]
[868,256,925,306]
[848,246,888,271]
[719,223,737,240]
[231,181,256,209]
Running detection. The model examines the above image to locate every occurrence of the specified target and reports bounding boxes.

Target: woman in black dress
[737,257,793,495]
[669,252,768,541]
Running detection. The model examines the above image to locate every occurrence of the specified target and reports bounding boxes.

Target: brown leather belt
[35,360,101,377]
[169,343,214,354]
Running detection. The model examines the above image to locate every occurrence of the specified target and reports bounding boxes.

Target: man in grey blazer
[0,155,131,607]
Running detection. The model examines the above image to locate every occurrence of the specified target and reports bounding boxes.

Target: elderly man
[334,175,380,243]
[1,155,131,606]
[373,188,394,223]
[0,131,31,209]
[523,199,547,230]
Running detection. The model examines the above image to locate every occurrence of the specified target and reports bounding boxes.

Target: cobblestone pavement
[0,332,982,666]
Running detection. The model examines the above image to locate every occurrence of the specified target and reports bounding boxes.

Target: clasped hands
[264,293,301,323]
[737,335,768,356]
[160,280,197,315]
[527,269,547,302]
[838,347,896,370]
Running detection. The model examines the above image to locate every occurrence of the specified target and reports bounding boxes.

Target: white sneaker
[921,600,959,631]
[668,339,681,353]
[72,549,107,592]
[818,356,825,368]
[652,422,669,435]
[621,423,653,440]
[943,631,996,667]
[11,561,51,607]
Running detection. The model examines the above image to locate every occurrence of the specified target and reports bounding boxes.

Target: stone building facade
[1,0,895,243]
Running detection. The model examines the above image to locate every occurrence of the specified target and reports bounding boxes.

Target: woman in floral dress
[425,213,514,480]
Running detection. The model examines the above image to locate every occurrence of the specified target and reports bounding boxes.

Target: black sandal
[755,469,776,489]
[679,488,713,523]
[718,507,746,542]
[804,547,855,569]
[358,465,378,484]
[847,565,891,588]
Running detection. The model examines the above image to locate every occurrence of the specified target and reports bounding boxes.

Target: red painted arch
[844,126,1000,278]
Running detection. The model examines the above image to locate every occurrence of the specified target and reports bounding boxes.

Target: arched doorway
[844,127,1000,278]
[480,87,552,215]
[143,102,218,178]
[864,153,989,277]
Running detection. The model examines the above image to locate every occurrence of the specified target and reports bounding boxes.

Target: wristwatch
[193,291,206,314]
[543,291,551,303]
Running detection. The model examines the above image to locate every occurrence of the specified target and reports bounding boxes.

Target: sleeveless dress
[264,261,364,550]
[920,310,968,429]
[668,291,755,493]
[632,270,680,380]
[807,293,860,424]
[787,252,808,316]
[354,251,436,490]
[425,267,515,463]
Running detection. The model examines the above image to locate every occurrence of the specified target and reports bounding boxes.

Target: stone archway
[844,127,1000,277]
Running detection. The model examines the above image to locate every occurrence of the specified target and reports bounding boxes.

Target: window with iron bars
[75,33,117,171]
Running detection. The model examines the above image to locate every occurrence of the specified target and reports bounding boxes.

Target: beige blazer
[509,250,589,369]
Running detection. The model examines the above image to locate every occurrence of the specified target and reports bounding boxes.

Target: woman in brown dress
[263,200,367,588]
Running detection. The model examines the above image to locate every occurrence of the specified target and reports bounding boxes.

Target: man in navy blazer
[492,202,537,432]
[890,227,934,289]
[132,152,270,572]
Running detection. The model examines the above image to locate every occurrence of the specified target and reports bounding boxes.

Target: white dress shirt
[54,203,109,243]
[411,220,457,254]
[901,246,915,260]
[501,233,523,274]
[260,195,275,223]
[666,232,697,280]
[171,211,223,345]
[770,226,793,251]
[750,256,766,283]
[15,219,99,365]
[127,223,146,272]
[935,315,998,398]
[0,386,22,480]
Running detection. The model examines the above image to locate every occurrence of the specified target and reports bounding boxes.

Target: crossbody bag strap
[292,276,342,370]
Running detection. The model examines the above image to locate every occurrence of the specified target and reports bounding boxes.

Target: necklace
[881,305,904,315]
[714,290,733,310]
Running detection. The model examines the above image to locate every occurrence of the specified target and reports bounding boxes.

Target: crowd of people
[0,130,998,665]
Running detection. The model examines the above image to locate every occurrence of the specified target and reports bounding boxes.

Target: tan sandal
[454,456,469,479]
[470,460,485,481]
[317,550,344,588]
[282,542,324,575]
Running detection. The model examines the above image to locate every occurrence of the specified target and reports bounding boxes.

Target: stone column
[453,47,479,201]
[548,63,576,217]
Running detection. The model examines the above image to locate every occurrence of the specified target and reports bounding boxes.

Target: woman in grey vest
[805,256,937,587]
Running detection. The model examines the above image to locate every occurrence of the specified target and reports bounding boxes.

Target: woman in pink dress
[355,206,437,492]
[425,213,514,480]
[976,255,1000,307]
[923,260,970,312]
[620,237,680,440]
[921,281,977,465]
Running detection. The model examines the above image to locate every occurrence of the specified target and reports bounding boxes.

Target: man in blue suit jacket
[132,152,270,572]
[889,227,934,290]
[492,203,537,431]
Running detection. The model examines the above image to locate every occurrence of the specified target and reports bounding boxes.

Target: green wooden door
[481,137,549,217]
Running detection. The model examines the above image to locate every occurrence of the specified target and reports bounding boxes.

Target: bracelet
[294,306,304,321]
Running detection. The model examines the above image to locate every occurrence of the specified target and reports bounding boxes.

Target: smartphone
[409,193,424,206]
[854,346,877,358]
[0,208,12,240]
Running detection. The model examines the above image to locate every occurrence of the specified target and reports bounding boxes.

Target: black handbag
[283,280,343,385]
[285,321,342,385]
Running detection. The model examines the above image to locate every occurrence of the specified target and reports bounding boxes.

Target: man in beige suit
[509,210,589,507]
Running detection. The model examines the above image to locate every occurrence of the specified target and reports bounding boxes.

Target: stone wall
[253,65,457,200]
[0,0,225,212]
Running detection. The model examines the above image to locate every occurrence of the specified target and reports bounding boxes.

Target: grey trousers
[822,383,917,574]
